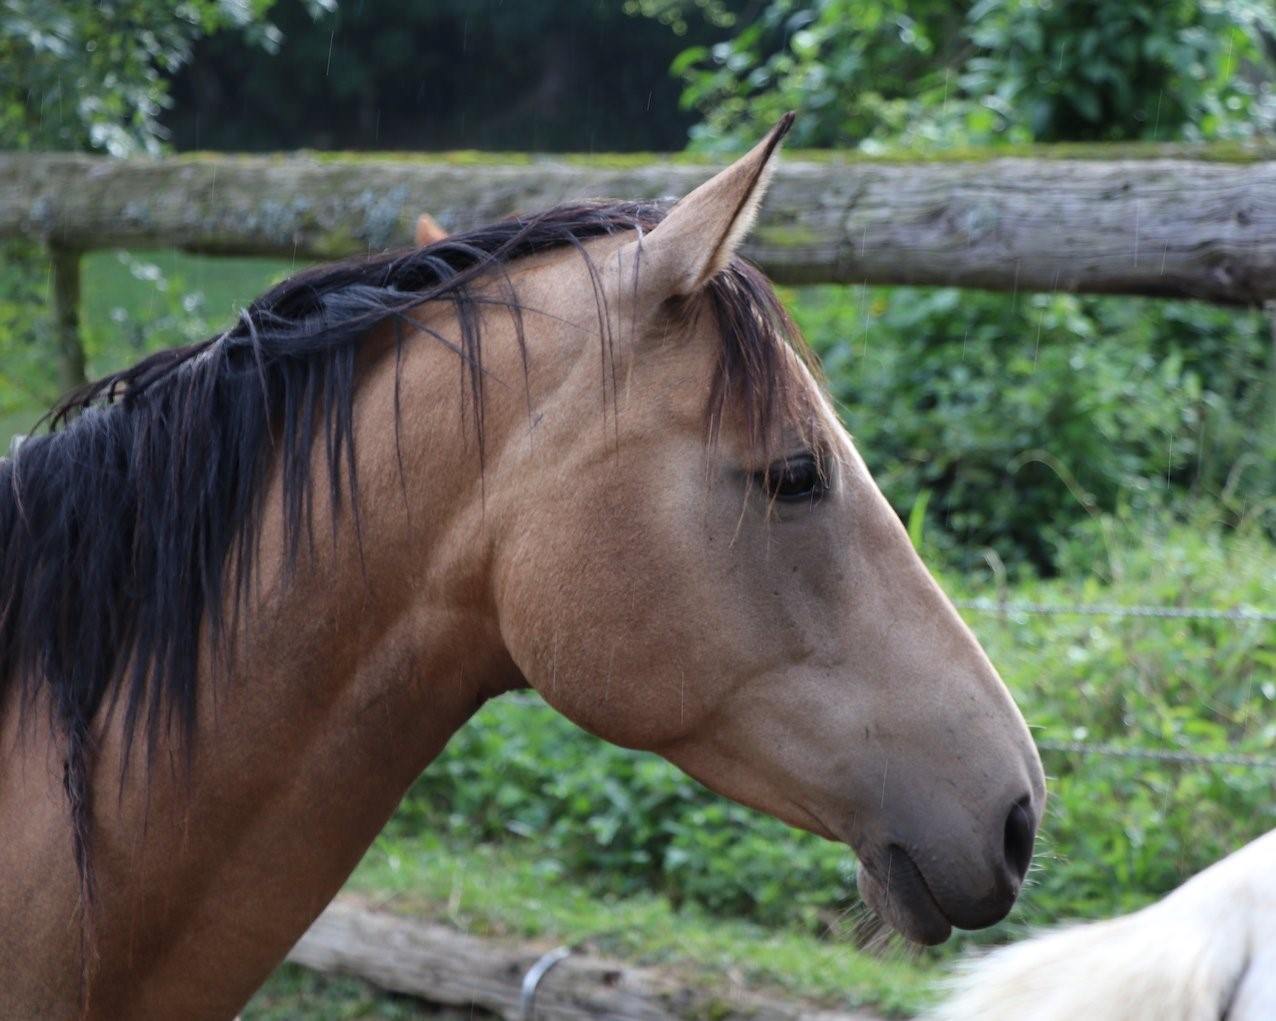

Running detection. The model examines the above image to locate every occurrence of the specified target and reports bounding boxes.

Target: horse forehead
[512,239,837,441]
[514,240,718,359]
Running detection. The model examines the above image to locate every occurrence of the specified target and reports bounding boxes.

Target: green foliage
[666,0,1276,149]
[623,0,739,36]
[0,241,57,428]
[0,0,308,398]
[388,700,851,928]
[791,286,1276,572]
[964,0,1276,143]
[389,510,1275,940]
[0,0,304,155]
[967,508,1276,925]
[672,0,967,150]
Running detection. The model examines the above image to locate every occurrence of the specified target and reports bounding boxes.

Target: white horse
[931,828,1276,1020]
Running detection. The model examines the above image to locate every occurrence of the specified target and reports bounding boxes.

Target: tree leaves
[658,0,1276,148]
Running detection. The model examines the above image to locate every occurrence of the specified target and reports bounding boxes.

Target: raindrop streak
[1033,306,1045,369]
[1034,269,1061,369]
[858,281,870,359]
[1133,201,1141,267]
[1195,419,1207,485]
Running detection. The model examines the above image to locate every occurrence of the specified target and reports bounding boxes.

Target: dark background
[166,0,736,152]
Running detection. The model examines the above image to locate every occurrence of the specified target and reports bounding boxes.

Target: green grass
[1,249,295,448]
[243,837,939,1018]
[81,248,294,331]
[77,247,296,385]
[247,964,461,1020]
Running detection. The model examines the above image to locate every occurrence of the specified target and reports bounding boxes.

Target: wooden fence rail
[6,148,1275,390]
[3,149,1276,304]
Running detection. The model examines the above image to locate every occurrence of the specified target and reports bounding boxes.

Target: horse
[932,828,1276,1020]
[0,115,1044,1019]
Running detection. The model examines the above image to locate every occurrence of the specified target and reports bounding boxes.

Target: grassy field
[80,248,297,327]
[2,249,297,449]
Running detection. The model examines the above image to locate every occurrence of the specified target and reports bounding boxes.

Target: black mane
[0,200,801,912]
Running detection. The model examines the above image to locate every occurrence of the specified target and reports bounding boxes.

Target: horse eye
[760,454,826,504]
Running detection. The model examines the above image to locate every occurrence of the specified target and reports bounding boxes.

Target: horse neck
[0,307,531,1018]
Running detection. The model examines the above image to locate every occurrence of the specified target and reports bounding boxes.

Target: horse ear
[415,213,448,246]
[623,112,794,300]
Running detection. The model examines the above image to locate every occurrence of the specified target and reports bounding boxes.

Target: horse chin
[857,847,954,946]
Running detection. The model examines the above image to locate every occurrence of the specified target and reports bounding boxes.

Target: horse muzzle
[856,793,1040,945]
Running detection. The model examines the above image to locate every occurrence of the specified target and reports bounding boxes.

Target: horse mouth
[856,844,953,945]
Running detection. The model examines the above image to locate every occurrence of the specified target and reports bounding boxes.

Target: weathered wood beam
[286,896,881,1021]
[3,150,1275,304]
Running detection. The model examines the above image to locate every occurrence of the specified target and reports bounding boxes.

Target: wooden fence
[4,148,1276,301]
[3,147,1275,389]
[288,895,880,1021]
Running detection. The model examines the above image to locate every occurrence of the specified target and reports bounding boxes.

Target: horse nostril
[1002,796,1035,886]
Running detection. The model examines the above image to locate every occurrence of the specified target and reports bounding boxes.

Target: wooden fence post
[49,244,87,394]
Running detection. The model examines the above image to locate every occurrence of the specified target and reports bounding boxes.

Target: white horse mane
[929,828,1276,1021]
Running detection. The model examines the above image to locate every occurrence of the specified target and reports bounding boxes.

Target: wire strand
[952,598,1276,623]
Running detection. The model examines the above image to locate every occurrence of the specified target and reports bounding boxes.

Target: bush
[667,0,1276,149]
[789,285,1275,572]
[964,507,1276,925]
[390,694,852,928]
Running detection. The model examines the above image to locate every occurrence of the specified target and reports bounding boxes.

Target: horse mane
[0,199,803,911]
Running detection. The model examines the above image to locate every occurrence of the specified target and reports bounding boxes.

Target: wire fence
[954,595,1276,770]
[951,598,1276,623]
[503,708,1276,771]
[502,593,1275,772]
[1035,739,1276,770]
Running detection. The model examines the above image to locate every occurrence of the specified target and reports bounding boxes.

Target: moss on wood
[168,140,1276,168]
